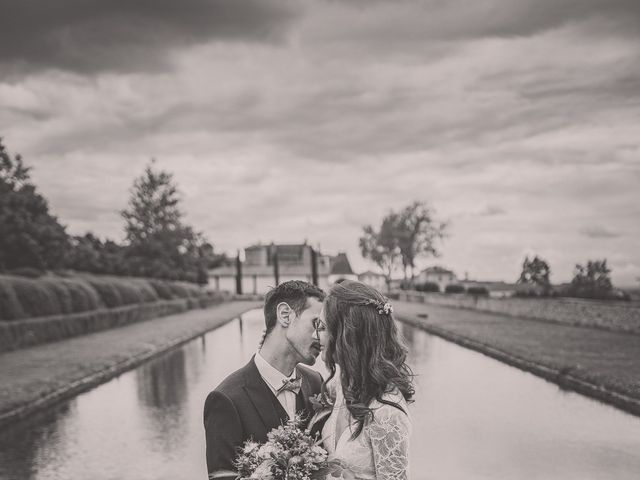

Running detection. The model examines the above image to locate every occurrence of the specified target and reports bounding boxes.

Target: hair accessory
[366,298,393,315]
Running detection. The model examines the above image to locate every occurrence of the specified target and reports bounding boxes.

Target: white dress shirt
[254,351,298,420]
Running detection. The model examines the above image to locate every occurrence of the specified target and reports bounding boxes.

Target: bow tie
[276,377,302,395]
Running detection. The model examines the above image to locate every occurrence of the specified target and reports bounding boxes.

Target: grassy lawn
[394,300,640,414]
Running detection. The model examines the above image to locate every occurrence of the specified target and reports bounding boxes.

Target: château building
[208,242,356,294]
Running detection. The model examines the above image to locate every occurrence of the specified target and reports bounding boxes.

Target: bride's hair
[322,280,414,439]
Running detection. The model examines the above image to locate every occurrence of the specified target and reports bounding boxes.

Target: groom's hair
[261,280,325,342]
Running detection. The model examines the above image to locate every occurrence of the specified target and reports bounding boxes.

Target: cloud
[300,0,640,62]
[580,226,621,239]
[2,0,640,288]
[0,0,301,76]
[479,205,506,217]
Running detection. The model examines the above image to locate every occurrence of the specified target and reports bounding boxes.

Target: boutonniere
[306,391,334,435]
[309,392,333,413]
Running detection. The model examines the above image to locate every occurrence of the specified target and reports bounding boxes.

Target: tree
[121,161,210,283]
[66,233,103,273]
[0,139,69,270]
[196,242,227,286]
[396,201,447,282]
[359,213,402,291]
[517,255,552,295]
[66,233,129,275]
[569,259,613,299]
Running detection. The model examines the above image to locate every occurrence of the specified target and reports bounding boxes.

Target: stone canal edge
[0,300,261,429]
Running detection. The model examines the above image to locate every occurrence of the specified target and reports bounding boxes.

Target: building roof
[209,263,332,277]
[422,266,455,275]
[208,243,354,278]
[330,253,355,275]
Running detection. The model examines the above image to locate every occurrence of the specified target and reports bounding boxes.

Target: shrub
[128,278,159,303]
[169,281,202,298]
[0,272,211,320]
[111,280,144,305]
[82,277,124,308]
[39,277,74,314]
[568,259,612,299]
[557,284,630,302]
[59,278,102,312]
[416,282,440,293]
[445,284,465,294]
[168,282,189,298]
[467,286,490,296]
[80,275,170,306]
[0,277,26,320]
[609,289,631,301]
[9,275,63,317]
[149,279,174,300]
[7,267,45,278]
[51,269,75,278]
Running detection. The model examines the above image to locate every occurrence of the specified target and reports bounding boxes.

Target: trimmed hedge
[169,281,202,298]
[0,299,190,352]
[467,286,490,296]
[39,277,74,314]
[0,278,26,320]
[445,284,465,294]
[416,282,440,293]
[0,273,210,321]
[59,278,102,312]
[10,276,63,318]
[149,279,174,300]
[7,267,45,278]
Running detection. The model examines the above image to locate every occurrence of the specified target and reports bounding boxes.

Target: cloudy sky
[1,0,639,286]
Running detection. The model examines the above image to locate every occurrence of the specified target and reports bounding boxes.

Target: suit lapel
[242,357,288,431]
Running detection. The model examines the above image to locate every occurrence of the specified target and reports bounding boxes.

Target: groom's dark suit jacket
[204,356,323,477]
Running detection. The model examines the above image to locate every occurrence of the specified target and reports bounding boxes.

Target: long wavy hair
[322,280,414,439]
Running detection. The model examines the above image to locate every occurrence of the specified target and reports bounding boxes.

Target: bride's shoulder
[369,389,411,428]
[375,387,408,407]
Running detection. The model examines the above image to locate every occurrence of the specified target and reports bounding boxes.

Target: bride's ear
[276,302,293,328]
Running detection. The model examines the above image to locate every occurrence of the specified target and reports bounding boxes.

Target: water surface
[1,308,639,480]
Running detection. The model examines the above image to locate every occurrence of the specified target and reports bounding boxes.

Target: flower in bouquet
[229,415,329,480]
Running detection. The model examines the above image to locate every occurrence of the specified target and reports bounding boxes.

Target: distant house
[358,270,387,291]
[208,242,355,294]
[417,266,457,291]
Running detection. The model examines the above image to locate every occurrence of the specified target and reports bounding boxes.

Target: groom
[204,280,326,478]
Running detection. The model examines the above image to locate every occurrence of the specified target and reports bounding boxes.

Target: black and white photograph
[1,1,640,479]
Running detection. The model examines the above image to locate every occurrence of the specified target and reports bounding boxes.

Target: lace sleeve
[367,403,412,480]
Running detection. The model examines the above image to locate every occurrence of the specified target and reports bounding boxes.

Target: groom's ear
[276,302,293,328]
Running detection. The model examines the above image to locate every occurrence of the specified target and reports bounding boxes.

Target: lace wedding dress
[321,380,411,480]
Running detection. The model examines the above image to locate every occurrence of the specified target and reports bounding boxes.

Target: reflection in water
[137,349,188,409]
[1,309,640,480]
[135,348,190,455]
[0,402,75,480]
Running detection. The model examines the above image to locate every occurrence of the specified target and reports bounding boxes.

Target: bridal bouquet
[214,416,329,480]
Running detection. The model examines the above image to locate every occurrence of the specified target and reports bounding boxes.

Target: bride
[315,280,414,480]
